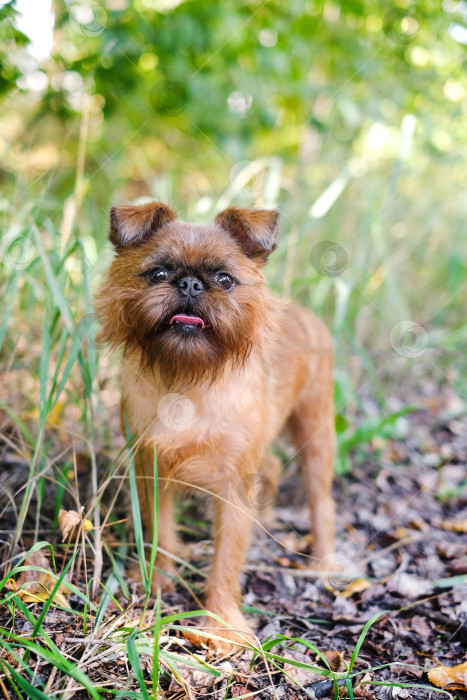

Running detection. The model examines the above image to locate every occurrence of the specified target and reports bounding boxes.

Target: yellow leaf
[8,551,69,606]
[340,577,372,598]
[428,661,467,690]
[438,518,467,534]
[47,401,64,426]
[20,588,69,607]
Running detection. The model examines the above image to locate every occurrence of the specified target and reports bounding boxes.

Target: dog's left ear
[215,207,279,263]
[109,201,177,248]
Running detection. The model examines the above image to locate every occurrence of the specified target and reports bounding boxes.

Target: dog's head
[95,201,280,384]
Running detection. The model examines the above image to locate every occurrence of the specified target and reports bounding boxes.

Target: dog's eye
[147,268,169,284]
[215,272,234,290]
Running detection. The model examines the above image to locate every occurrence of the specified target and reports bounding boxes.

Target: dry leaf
[47,400,64,426]
[58,509,81,540]
[7,551,69,606]
[428,661,467,690]
[168,666,216,692]
[409,515,429,532]
[438,518,467,534]
[340,577,372,599]
[284,649,327,686]
[354,672,373,697]
[58,509,93,539]
[319,649,345,672]
[387,572,433,599]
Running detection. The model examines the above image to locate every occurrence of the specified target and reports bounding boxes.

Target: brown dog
[96,202,336,649]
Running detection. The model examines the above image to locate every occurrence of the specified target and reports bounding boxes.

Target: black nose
[177,276,204,298]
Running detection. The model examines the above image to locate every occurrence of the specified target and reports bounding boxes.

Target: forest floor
[0,380,466,699]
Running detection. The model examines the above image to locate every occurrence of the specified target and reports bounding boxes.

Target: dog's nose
[177,276,204,297]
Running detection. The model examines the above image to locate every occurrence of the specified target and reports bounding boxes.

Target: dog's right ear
[109,202,177,248]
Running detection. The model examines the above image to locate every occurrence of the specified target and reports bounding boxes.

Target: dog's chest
[121,361,262,452]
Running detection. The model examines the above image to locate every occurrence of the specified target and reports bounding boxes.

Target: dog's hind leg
[288,354,336,566]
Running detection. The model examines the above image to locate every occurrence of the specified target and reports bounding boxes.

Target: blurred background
[1,0,466,475]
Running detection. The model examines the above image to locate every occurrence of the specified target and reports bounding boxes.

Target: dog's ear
[109,202,177,248]
[214,207,280,263]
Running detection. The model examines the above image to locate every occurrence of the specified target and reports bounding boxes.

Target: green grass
[0,563,456,698]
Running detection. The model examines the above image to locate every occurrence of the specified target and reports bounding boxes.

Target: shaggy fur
[95,202,336,651]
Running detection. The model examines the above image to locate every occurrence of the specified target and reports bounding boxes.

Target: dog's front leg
[200,481,255,650]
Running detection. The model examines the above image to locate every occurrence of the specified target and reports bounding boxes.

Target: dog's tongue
[170,314,206,329]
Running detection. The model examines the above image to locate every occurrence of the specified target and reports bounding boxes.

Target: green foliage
[0,0,29,96]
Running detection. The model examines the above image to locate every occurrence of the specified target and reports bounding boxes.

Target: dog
[96,201,336,650]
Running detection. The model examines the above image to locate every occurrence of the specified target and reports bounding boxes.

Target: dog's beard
[97,283,269,386]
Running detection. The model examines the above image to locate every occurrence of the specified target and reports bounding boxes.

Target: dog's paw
[183,609,255,654]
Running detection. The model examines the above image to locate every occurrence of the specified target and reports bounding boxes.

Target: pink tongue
[170,314,205,328]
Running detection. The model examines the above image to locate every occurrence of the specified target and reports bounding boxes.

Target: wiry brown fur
[96,215,278,384]
[96,201,336,651]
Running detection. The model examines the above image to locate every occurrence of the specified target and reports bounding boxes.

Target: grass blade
[348,610,386,674]
[124,413,149,591]
[127,629,150,700]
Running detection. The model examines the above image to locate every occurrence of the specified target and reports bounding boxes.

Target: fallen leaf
[410,615,432,639]
[340,577,372,599]
[438,518,467,534]
[388,688,409,698]
[409,515,429,532]
[354,672,373,697]
[58,509,93,539]
[428,661,467,690]
[47,400,64,426]
[6,551,69,606]
[168,666,216,692]
[318,649,345,672]
[387,572,433,599]
[58,509,81,540]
